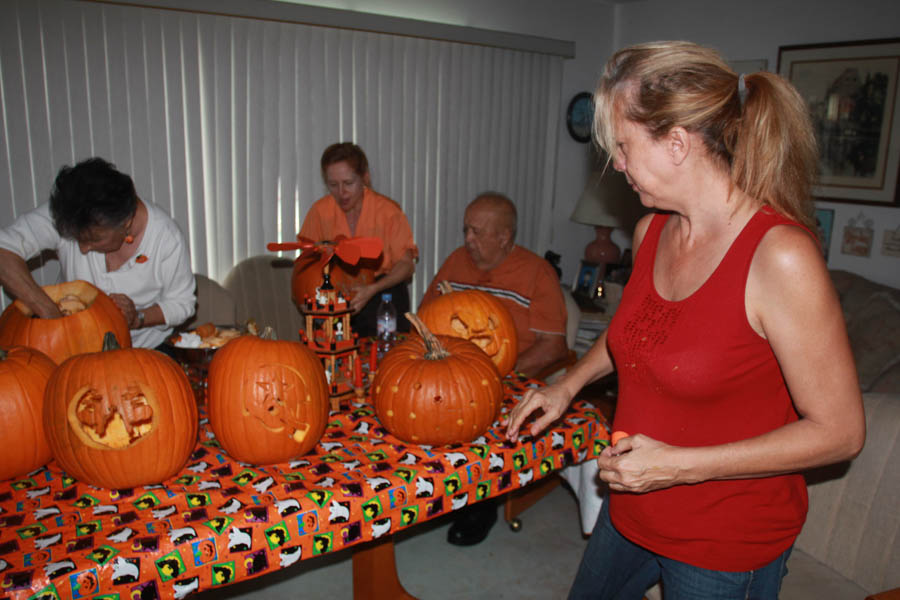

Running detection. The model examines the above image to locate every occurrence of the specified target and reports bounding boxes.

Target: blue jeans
[569,501,792,600]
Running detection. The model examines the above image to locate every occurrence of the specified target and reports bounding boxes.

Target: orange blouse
[299,188,418,277]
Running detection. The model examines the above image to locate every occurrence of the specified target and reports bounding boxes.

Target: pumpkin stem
[0,348,6,361]
[260,326,278,341]
[437,281,453,295]
[406,312,451,360]
[102,332,121,351]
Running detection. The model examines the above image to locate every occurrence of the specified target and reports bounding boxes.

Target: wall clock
[566,92,594,143]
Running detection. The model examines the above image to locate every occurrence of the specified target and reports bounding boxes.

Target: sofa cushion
[846,292,900,391]
[781,549,868,599]
[794,393,900,594]
[871,363,900,394]
[830,270,899,322]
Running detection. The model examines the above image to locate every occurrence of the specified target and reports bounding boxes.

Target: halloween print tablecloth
[0,374,609,600]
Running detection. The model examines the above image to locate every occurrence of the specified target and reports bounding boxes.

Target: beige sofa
[781,271,900,598]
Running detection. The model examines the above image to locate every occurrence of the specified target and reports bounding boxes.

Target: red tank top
[607,207,808,571]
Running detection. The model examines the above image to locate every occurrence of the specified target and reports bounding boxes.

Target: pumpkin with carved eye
[43,333,197,489]
[417,282,518,376]
[0,280,131,364]
[0,346,56,480]
[373,314,502,445]
[206,328,329,465]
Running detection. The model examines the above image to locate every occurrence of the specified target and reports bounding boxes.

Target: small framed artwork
[841,212,875,257]
[573,260,602,298]
[778,38,900,206]
[814,207,835,260]
[882,226,900,257]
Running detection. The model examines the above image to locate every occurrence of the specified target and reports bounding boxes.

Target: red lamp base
[584,225,620,271]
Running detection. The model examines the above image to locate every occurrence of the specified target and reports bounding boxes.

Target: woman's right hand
[505,383,574,441]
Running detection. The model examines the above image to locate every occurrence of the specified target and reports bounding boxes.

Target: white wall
[614,0,900,288]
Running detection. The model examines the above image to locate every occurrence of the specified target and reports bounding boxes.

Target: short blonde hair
[593,41,817,231]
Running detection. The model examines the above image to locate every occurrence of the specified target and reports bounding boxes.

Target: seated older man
[422,192,569,377]
[421,191,568,545]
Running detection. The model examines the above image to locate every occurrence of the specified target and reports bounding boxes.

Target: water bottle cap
[381,293,392,302]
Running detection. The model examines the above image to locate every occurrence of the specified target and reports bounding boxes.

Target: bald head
[469,192,517,241]
[463,192,518,271]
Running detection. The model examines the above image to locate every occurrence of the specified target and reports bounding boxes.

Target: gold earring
[125,234,134,244]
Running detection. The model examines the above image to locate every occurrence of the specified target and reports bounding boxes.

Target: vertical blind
[0,0,563,311]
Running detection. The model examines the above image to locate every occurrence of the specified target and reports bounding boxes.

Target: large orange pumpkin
[373,313,503,445]
[207,328,329,465]
[291,253,376,308]
[43,333,197,489]
[418,282,518,376]
[0,280,131,364]
[0,346,56,480]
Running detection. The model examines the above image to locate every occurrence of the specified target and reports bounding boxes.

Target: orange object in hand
[611,431,629,446]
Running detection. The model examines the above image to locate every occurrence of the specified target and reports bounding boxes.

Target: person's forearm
[515,334,568,378]
[138,304,165,329]
[675,412,864,484]
[372,254,415,293]
[0,248,62,318]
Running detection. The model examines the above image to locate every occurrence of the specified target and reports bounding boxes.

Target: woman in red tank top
[506,41,865,599]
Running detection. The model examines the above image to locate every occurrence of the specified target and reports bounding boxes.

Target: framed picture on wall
[778,38,900,206]
[814,207,835,260]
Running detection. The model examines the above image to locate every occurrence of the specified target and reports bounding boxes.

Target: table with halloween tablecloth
[0,373,610,600]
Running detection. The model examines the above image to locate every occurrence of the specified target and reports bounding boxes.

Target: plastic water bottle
[376,293,397,359]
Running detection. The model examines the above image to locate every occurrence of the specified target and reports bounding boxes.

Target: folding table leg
[352,536,418,600]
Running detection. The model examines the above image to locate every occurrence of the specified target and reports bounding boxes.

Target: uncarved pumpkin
[418,282,518,376]
[43,333,197,489]
[0,280,132,364]
[206,328,329,465]
[0,346,56,480]
[291,253,376,307]
[373,313,503,445]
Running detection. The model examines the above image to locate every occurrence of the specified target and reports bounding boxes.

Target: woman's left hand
[349,284,377,314]
[109,293,139,329]
[597,434,685,494]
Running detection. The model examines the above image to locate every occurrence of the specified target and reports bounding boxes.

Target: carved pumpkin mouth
[68,385,156,449]
[292,424,311,443]
[242,364,314,441]
[450,315,501,355]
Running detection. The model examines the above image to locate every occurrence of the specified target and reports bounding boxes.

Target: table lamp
[570,168,642,274]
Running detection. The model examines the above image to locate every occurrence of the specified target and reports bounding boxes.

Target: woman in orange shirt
[299,143,418,336]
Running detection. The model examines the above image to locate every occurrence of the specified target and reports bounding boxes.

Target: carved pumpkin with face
[418,284,518,376]
[43,333,197,489]
[0,280,131,364]
[207,329,329,465]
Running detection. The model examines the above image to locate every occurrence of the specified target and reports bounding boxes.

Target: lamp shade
[570,169,644,232]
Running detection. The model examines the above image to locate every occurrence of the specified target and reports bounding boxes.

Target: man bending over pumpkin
[420,191,568,545]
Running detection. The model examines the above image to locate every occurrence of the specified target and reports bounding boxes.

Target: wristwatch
[137,310,146,329]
